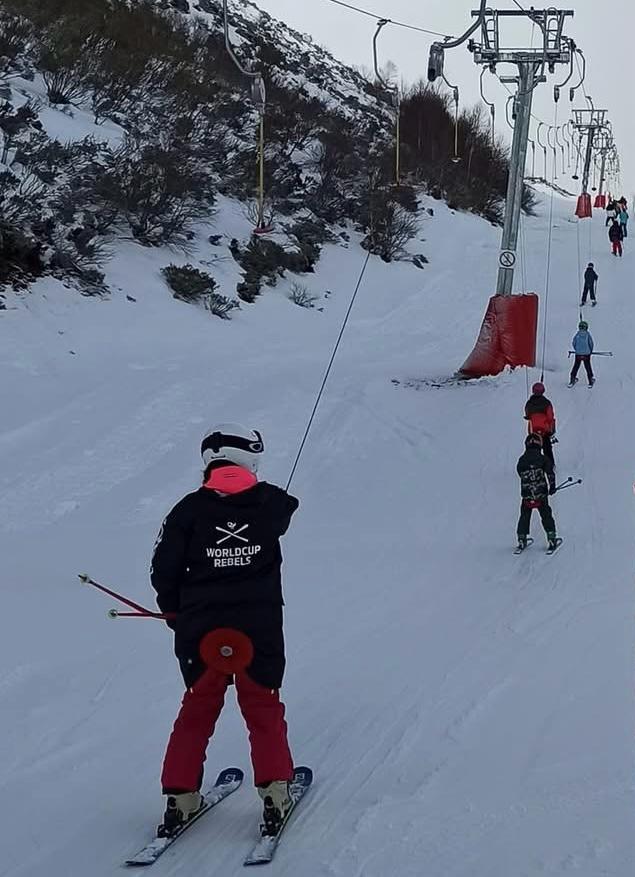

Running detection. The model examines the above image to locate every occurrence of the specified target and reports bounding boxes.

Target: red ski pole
[78,573,158,615]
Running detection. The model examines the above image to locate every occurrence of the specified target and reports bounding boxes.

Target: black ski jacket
[583,267,598,287]
[609,223,624,242]
[517,448,555,502]
[151,482,299,688]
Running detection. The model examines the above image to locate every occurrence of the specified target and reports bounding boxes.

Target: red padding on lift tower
[594,194,606,209]
[575,193,593,218]
[460,293,539,378]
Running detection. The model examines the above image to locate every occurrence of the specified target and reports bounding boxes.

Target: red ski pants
[161,669,294,792]
[612,240,623,256]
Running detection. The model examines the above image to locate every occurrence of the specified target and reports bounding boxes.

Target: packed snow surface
[1,190,633,876]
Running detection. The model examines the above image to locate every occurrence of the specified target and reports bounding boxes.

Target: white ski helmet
[201,423,264,473]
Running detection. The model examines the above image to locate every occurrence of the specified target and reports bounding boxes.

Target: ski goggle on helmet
[525,432,543,449]
[201,423,264,473]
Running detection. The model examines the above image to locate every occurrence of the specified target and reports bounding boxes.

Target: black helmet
[525,433,543,449]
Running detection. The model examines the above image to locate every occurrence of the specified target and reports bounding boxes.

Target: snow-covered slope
[1,190,633,877]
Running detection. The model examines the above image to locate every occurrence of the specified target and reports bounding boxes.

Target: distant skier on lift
[569,320,595,387]
[515,433,559,553]
[580,262,598,306]
[524,382,556,466]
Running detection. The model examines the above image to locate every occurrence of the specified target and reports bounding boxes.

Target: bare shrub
[203,292,240,319]
[162,262,239,318]
[244,197,276,229]
[162,263,216,302]
[99,138,215,246]
[288,281,318,308]
[362,191,420,262]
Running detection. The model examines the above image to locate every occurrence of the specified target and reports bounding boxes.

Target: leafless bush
[48,227,106,291]
[203,292,240,319]
[98,138,215,246]
[288,281,318,308]
[0,11,31,73]
[362,192,420,262]
[244,196,276,229]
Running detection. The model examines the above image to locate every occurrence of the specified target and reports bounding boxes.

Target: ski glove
[549,485,557,496]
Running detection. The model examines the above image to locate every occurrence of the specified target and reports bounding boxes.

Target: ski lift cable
[513,7,533,397]
[479,68,496,146]
[519,212,528,294]
[323,0,454,38]
[286,251,372,492]
[499,80,552,145]
[438,73,461,163]
[223,0,259,80]
[223,0,268,229]
[576,220,582,318]
[539,102,559,381]
[372,20,401,184]
[573,52,591,104]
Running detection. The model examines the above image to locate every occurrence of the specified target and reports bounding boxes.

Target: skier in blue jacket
[619,206,629,239]
[569,320,594,386]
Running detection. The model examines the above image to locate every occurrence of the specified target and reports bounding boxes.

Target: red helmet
[532,382,545,395]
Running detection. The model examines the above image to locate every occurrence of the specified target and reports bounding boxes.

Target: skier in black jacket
[516,433,558,551]
[609,219,624,256]
[580,262,598,306]
[151,423,299,837]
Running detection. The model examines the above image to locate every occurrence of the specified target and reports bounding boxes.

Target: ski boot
[258,780,292,837]
[588,377,595,387]
[158,791,204,838]
[568,377,578,388]
[546,532,559,552]
[517,535,528,551]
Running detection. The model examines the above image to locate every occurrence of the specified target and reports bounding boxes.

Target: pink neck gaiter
[204,465,258,495]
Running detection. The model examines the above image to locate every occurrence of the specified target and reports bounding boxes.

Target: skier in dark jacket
[516,433,558,551]
[151,423,299,837]
[580,262,598,306]
[609,219,624,256]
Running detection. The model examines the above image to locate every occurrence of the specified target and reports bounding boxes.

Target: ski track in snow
[0,189,633,877]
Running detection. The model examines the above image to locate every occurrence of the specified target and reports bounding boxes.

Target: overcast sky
[255,0,634,194]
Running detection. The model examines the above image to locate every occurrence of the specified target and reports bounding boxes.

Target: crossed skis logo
[215,522,249,545]
[207,521,261,567]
